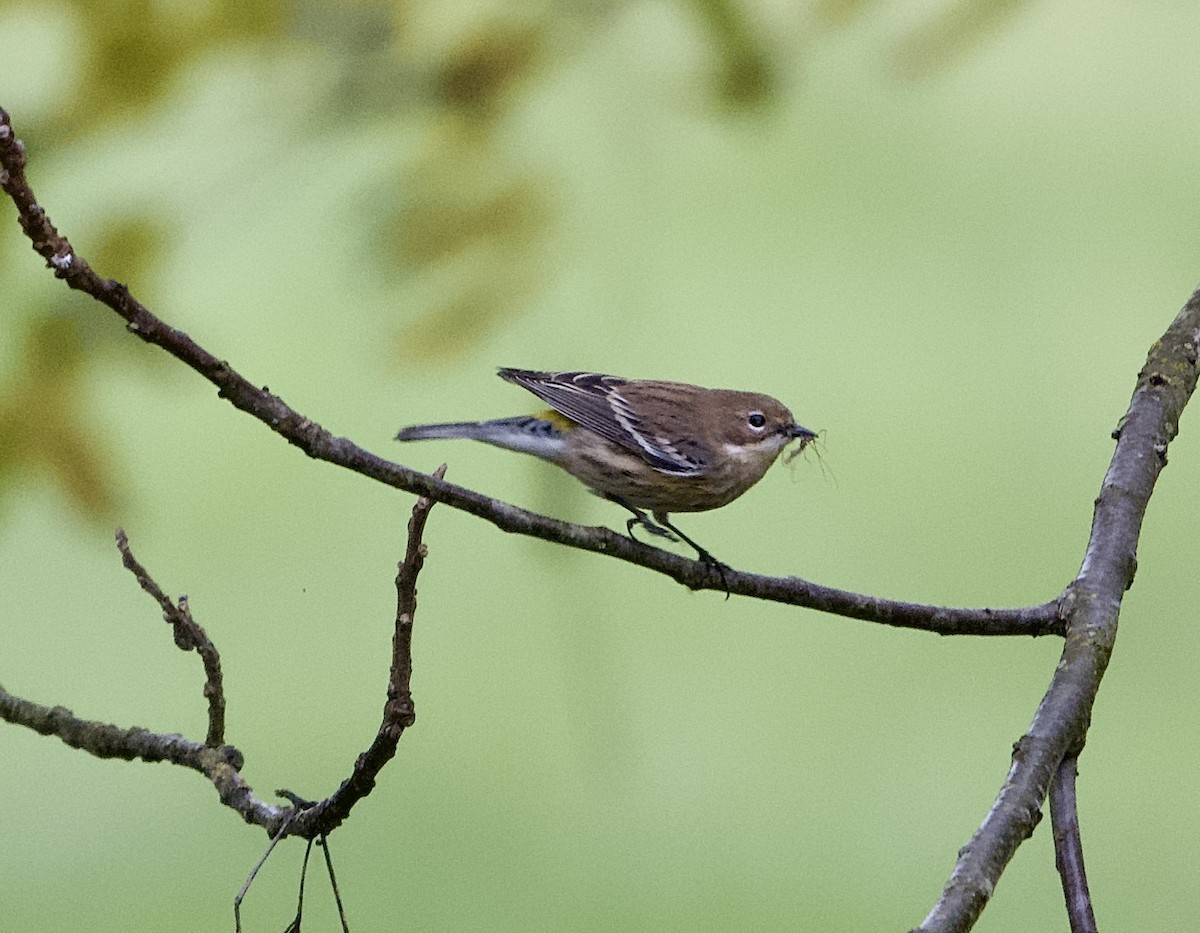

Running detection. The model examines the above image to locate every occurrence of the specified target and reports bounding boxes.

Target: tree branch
[5,104,1197,931]
[1050,754,1099,933]
[0,484,440,840]
[0,105,1059,637]
[283,464,442,839]
[116,528,227,746]
[914,288,1200,932]
[0,682,278,823]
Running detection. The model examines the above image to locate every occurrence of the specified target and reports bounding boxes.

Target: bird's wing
[497,368,706,476]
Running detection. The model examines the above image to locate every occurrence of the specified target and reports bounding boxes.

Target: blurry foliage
[382,13,560,361]
[0,212,167,520]
[435,18,546,115]
[891,0,1029,78]
[0,314,116,520]
[60,0,288,135]
[811,0,877,30]
[688,0,776,108]
[87,210,168,288]
[1,0,1025,514]
[387,170,550,360]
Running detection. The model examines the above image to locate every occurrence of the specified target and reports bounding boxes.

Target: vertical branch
[287,465,445,838]
[1051,754,1099,933]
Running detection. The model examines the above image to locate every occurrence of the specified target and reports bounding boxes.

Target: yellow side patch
[535,408,577,430]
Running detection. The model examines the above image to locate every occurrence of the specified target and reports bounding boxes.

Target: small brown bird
[396,368,816,575]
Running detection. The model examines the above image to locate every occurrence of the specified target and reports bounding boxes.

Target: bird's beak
[787,423,818,441]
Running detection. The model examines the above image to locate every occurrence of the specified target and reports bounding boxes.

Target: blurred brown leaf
[0,315,117,519]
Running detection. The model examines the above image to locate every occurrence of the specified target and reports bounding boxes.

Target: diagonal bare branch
[0,105,1058,637]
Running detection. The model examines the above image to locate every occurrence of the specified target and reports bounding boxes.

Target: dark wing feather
[497,368,706,476]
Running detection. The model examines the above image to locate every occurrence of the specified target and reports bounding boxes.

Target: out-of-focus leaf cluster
[0,214,165,521]
[0,314,115,519]
[1,0,1023,518]
[55,0,288,136]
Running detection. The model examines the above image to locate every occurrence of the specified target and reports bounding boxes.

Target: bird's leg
[652,512,731,597]
[605,497,731,597]
[607,496,678,542]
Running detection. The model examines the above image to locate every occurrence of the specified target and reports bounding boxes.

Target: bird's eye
[747,411,767,430]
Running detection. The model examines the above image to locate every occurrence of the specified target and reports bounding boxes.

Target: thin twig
[0,105,1060,636]
[5,534,284,833]
[1051,754,1099,933]
[0,475,440,840]
[0,680,289,828]
[116,528,226,746]
[226,483,439,924]
[284,466,441,839]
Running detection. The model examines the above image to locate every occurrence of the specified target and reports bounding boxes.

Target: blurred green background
[2,1,1199,930]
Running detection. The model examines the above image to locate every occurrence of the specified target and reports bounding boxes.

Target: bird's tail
[395,416,568,459]
[396,420,494,442]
